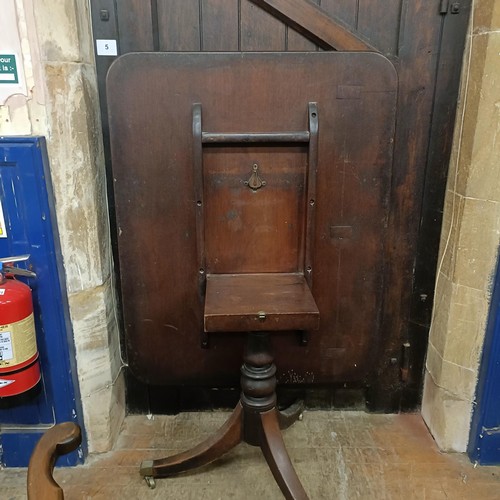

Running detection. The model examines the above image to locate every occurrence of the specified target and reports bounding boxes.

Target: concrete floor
[2,410,500,499]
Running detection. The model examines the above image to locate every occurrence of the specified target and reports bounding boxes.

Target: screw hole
[309,199,315,206]
[311,112,317,118]
[199,268,205,274]
[197,200,202,207]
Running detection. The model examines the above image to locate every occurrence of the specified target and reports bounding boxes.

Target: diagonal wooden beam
[249,0,376,52]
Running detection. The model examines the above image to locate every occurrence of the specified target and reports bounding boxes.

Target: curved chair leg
[259,409,309,500]
[140,402,243,480]
[27,422,82,500]
[278,400,305,430]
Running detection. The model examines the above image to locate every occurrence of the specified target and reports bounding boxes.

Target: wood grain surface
[107,52,397,385]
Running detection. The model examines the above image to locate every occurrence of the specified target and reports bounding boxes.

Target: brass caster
[144,476,156,489]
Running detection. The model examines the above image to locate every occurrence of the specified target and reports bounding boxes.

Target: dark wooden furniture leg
[140,332,309,499]
[27,422,82,500]
[260,409,309,500]
[139,403,243,483]
[279,400,305,430]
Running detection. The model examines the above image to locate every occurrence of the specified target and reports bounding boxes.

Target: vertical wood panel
[368,0,444,410]
[157,0,201,50]
[357,0,403,56]
[202,0,239,51]
[240,0,286,51]
[287,0,319,51]
[287,27,318,51]
[204,147,307,273]
[320,0,358,29]
[115,0,154,52]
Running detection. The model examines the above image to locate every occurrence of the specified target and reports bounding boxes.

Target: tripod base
[139,333,309,500]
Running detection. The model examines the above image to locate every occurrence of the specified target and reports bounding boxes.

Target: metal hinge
[440,0,449,14]
[440,0,460,14]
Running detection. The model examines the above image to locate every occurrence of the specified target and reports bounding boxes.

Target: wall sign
[0,54,19,84]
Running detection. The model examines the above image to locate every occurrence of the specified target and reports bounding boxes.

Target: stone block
[83,372,126,453]
[428,272,453,356]
[43,61,110,294]
[68,278,124,452]
[443,283,488,370]
[436,191,464,282]
[465,32,500,202]
[422,371,472,452]
[451,34,488,197]
[425,342,477,403]
[32,0,84,62]
[68,279,121,393]
[425,341,444,388]
[453,197,500,291]
[474,0,500,33]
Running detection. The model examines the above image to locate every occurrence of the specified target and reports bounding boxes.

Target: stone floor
[2,410,500,499]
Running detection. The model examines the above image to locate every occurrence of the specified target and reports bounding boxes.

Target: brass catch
[244,163,266,191]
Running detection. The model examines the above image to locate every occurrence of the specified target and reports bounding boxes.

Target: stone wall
[422,0,500,452]
[0,0,124,453]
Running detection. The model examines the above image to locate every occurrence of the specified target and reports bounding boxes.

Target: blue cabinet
[0,137,84,466]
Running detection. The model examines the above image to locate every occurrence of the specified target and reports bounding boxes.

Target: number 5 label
[96,40,118,56]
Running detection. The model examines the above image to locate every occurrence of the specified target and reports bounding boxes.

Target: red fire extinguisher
[0,255,41,397]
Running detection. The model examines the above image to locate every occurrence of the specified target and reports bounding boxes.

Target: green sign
[0,55,19,84]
